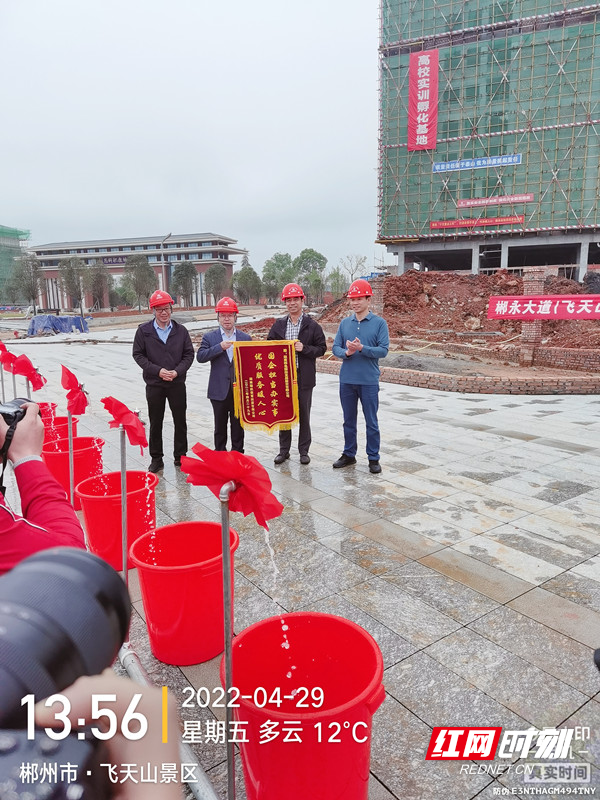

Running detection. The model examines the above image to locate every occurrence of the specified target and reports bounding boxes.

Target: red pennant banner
[101,396,147,453]
[61,365,89,415]
[181,443,284,530]
[232,340,299,432]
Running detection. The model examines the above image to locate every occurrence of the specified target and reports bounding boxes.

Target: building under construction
[378,0,600,278]
[0,225,29,300]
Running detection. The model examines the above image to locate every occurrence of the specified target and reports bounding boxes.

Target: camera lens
[0,547,131,727]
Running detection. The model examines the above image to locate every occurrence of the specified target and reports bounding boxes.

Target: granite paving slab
[558,495,600,520]
[468,606,599,696]
[508,587,600,648]
[571,555,600,583]
[509,514,600,556]
[353,518,444,559]
[561,700,600,768]
[466,483,554,514]
[319,530,410,574]
[305,495,381,527]
[342,576,461,646]
[425,628,588,728]
[381,561,498,624]
[483,524,593,571]
[370,695,492,800]
[541,571,600,615]
[539,506,600,537]
[435,490,529,523]
[420,499,502,534]
[419,547,533,603]
[453,534,565,584]
[387,511,481,545]
[385,651,529,733]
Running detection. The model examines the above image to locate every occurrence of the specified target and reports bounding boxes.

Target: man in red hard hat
[267,283,326,465]
[196,296,252,452]
[331,279,389,474]
[132,290,194,473]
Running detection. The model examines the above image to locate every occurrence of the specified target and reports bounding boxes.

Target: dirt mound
[318,270,597,348]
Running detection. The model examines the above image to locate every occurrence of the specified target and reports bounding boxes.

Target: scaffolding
[378,1,600,245]
[0,225,30,301]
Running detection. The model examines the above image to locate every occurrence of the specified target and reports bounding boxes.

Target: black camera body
[0,398,30,426]
[0,548,131,799]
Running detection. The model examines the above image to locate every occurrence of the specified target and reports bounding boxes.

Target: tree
[233,265,262,304]
[12,253,42,312]
[204,264,228,305]
[261,253,295,303]
[327,267,349,298]
[240,252,251,269]
[123,254,157,311]
[292,248,327,286]
[171,261,198,308]
[304,270,325,305]
[338,254,367,283]
[83,262,111,310]
[58,256,85,316]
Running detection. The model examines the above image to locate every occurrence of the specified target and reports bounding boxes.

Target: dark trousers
[279,386,313,456]
[146,382,188,460]
[339,382,380,461]
[211,386,244,452]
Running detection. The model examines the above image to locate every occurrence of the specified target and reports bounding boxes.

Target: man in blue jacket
[332,279,389,474]
[196,297,252,453]
[132,290,194,473]
[267,283,326,465]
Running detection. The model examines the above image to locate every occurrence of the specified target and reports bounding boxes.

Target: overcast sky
[1,0,393,275]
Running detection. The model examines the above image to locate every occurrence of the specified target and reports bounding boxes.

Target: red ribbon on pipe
[61,365,89,415]
[0,349,16,374]
[12,354,47,390]
[181,443,284,530]
[101,396,147,453]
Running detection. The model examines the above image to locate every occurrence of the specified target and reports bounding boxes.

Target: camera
[0,547,131,798]
[0,398,31,426]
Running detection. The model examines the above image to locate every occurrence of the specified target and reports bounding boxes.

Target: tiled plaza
[8,329,600,799]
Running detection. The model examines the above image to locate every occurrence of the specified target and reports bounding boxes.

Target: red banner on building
[233,340,299,432]
[488,295,600,320]
[431,215,524,229]
[457,193,534,209]
[407,49,439,151]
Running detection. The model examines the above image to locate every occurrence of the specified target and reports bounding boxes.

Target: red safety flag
[61,365,89,415]
[12,354,47,391]
[181,443,284,530]
[101,396,147,453]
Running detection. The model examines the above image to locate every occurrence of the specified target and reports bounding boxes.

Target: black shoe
[148,459,164,473]
[369,460,382,474]
[174,457,182,467]
[333,454,357,469]
[300,454,311,465]
[274,452,290,465]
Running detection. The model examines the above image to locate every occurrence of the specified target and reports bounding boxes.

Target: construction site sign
[431,216,524,229]
[488,295,600,320]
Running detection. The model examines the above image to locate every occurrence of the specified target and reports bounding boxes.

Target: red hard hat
[215,296,239,313]
[149,290,174,308]
[347,279,372,298]
[281,283,304,300]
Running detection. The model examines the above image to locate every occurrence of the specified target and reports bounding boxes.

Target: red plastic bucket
[221,612,385,800]
[43,415,79,445]
[41,436,103,511]
[130,521,239,666]
[75,471,159,571]
[38,402,57,422]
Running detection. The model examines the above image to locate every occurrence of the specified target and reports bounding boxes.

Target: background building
[378,0,600,278]
[0,225,29,300]
[30,232,246,310]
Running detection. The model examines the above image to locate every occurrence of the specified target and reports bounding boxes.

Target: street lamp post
[160,232,172,291]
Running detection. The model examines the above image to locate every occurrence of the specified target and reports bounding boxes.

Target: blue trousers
[339,383,380,461]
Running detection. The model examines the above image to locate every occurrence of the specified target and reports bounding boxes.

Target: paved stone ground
[7,330,600,799]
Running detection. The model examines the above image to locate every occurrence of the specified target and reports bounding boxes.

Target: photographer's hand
[0,402,44,463]
[35,670,182,799]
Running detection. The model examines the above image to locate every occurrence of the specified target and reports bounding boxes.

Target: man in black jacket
[267,283,326,465]
[132,290,195,473]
